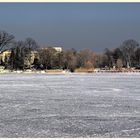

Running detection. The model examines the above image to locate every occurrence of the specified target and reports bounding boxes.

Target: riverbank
[0,68,140,74]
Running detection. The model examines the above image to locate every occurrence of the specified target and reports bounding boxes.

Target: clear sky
[0,3,140,52]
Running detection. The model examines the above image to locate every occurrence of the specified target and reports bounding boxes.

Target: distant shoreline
[0,69,140,74]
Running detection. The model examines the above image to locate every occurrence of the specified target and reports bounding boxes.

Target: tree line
[0,30,140,72]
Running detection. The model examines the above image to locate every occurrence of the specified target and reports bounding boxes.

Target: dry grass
[75,68,95,73]
[45,69,64,73]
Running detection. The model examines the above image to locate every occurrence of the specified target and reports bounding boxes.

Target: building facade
[0,47,62,64]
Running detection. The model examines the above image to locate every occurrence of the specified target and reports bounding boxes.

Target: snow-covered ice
[0,73,140,137]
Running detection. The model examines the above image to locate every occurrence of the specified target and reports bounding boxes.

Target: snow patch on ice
[111,88,122,92]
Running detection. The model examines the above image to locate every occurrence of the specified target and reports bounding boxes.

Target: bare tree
[39,47,57,69]
[120,39,139,68]
[116,59,123,68]
[135,48,140,65]
[112,48,123,65]
[77,48,96,68]
[63,49,77,72]
[104,48,114,68]
[25,37,39,50]
[0,31,15,53]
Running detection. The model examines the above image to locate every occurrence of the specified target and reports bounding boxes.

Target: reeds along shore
[0,68,140,74]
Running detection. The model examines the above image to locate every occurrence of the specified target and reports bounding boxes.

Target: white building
[53,47,63,53]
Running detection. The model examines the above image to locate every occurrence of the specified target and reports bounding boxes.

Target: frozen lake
[0,73,140,137]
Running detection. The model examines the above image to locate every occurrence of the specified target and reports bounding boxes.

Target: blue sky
[0,3,140,52]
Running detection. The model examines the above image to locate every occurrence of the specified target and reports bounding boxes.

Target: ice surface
[0,73,140,137]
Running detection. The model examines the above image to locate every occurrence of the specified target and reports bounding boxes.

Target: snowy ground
[0,73,140,137]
